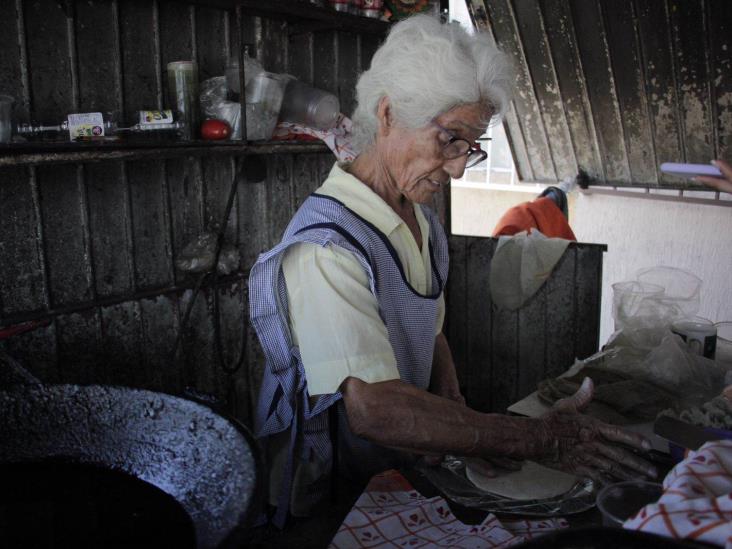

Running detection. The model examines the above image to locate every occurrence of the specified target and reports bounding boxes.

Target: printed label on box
[67,112,105,138]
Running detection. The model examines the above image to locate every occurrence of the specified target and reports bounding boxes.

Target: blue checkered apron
[249,193,448,526]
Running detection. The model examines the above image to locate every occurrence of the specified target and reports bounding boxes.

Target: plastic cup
[596,481,663,527]
[167,61,199,140]
[0,95,13,143]
[611,281,665,328]
[279,79,340,130]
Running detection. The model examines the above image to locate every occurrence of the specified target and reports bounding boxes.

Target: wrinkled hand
[538,377,657,484]
[695,159,732,193]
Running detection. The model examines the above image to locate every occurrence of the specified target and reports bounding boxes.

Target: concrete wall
[450,186,732,346]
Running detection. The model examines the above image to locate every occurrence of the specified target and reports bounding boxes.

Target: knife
[653,416,724,451]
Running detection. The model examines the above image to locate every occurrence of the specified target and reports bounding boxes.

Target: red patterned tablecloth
[329,469,567,548]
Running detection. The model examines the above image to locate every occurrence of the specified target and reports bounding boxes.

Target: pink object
[272,114,357,162]
[329,470,566,548]
[624,440,732,547]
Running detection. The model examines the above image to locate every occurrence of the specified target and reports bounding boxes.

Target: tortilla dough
[465,458,577,500]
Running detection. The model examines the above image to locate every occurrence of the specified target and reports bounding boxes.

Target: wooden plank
[634,0,684,185]
[0,1,29,120]
[541,0,603,181]
[287,25,314,84]
[84,162,134,298]
[669,0,715,164]
[485,0,556,181]
[2,322,58,383]
[543,246,576,379]
[466,238,494,412]
[265,154,294,248]
[237,164,268,270]
[118,0,161,117]
[75,0,122,115]
[502,106,534,182]
[203,156,237,243]
[291,154,320,211]
[195,6,228,82]
[36,165,94,307]
[100,301,142,387]
[24,0,74,120]
[55,309,103,384]
[490,306,518,413]
[570,0,630,183]
[180,287,217,396]
[445,236,469,402]
[214,279,248,409]
[337,31,359,118]
[708,0,732,161]
[260,17,287,73]
[126,160,173,290]
[313,31,338,96]
[512,0,576,181]
[517,277,547,403]
[0,167,47,316]
[159,1,195,65]
[167,157,204,285]
[574,245,603,360]
[601,0,657,185]
[140,294,182,393]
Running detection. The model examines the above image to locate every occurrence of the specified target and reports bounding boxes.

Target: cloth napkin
[624,440,732,547]
[272,114,357,162]
[489,229,571,311]
[329,470,566,548]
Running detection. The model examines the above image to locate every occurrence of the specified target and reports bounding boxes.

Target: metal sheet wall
[474,0,732,189]
[446,236,606,413]
[0,0,380,427]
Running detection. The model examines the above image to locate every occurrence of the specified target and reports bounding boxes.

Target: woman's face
[383,102,491,204]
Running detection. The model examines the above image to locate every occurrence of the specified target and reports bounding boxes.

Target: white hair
[351,15,513,153]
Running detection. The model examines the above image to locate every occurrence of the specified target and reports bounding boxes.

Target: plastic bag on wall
[175,232,240,275]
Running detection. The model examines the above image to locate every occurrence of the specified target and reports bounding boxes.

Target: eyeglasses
[432,122,489,168]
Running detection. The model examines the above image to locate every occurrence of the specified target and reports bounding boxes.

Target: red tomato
[200,119,232,140]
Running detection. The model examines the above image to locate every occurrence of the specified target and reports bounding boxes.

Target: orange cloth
[492,196,576,240]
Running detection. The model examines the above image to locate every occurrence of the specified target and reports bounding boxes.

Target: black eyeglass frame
[432,121,490,169]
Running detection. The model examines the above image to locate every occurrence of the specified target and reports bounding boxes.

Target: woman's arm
[340,376,657,483]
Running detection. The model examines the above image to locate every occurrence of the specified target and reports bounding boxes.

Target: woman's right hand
[536,377,658,485]
[695,159,732,193]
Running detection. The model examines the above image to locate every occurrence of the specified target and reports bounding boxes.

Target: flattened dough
[465,458,577,500]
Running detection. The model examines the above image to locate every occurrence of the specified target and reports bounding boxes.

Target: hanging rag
[492,195,576,241]
[489,229,571,311]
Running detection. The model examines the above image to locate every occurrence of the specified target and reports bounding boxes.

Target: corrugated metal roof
[467,0,732,189]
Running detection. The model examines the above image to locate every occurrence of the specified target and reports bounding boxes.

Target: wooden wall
[0,0,382,427]
[446,237,606,414]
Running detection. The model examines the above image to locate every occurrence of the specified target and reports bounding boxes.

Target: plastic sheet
[416,457,596,517]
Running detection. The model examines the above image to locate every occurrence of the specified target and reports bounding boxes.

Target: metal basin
[0,384,257,549]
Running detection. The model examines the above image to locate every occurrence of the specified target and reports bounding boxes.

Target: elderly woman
[250,15,655,526]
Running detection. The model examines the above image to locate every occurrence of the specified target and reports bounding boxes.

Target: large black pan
[0,382,258,549]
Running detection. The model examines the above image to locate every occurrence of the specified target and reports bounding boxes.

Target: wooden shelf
[183,0,391,35]
[0,140,331,168]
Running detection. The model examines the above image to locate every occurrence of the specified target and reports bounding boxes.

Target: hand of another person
[537,377,657,485]
[695,159,732,193]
